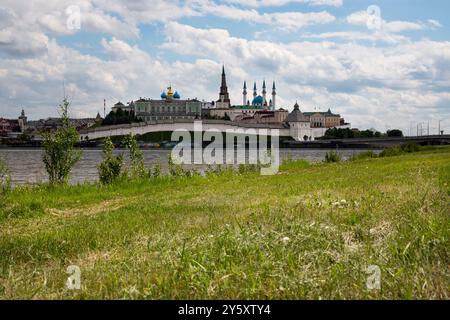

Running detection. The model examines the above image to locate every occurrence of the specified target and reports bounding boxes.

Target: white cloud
[223,0,343,8]
[0,0,448,133]
[346,10,442,33]
[161,22,450,129]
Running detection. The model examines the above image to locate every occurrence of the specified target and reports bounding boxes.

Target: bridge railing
[79,119,287,134]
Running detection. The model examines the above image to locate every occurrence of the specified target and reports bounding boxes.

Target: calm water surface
[0,148,379,186]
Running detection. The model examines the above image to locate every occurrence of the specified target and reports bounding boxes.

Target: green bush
[400,142,421,153]
[150,162,162,179]
[350,151,378,161]
[168,154,187,177]
[325,150,341,163]
[98,137,124,185]
[0,156,11,195]
[122,135,147,179]
[380,143,421,158]
[379,147,402,157]
[42,98,82,185]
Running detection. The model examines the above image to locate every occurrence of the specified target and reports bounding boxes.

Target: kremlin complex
[3,66,350,142]
[113,66,348,137]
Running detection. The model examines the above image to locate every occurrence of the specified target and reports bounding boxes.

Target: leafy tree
[98,137,124,184]
[102,108,138,126]
[42,98,82,185]
[122,134,147,179]
[387,129,403,137]
[0,156,11,195]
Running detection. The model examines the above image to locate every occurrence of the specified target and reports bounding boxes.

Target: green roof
[231,105,264,110]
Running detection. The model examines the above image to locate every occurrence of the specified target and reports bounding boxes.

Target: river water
[0,148,377,186]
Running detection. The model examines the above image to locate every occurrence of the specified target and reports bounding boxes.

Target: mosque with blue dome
[243,80,277,110]
[215,66,277,111]
[209,66,279,121]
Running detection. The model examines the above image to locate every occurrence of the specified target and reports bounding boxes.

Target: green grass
[0,147,449,299]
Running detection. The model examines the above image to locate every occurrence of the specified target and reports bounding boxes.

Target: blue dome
[173,91,180,99]
[252,95,264,106]
[161,91,167,99]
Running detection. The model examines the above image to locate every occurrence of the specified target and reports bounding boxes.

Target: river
[0,148,378,186]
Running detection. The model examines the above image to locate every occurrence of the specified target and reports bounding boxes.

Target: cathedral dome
[161,91,167,99]
[173,91,180,99]
[252,95,264,106]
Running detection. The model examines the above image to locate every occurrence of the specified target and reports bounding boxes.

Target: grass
[0,146,449,299]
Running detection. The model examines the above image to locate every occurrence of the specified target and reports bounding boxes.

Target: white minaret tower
[262,80,267,108]
[243,81,247,106]
[272,81,276,110]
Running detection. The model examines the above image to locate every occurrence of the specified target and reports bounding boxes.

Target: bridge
[285,135,450,148]
[79,119,291,141]
[79,120,450,148]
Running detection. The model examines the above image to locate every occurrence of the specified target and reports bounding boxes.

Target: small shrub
[42,98,82,185]
[400,142,420,153]
[150,162,162,179]
[379,143,420,158]
[98,137,124,185]
[379,147,402,157]
[0,156,11,195]
[168,154,186,177]
[325,150,341,163]
[350,151,378,161]
[122,135,147,179]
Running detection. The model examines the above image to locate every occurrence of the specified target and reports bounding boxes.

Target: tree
[42,98,82,185]
[98,137,124,184]
[122,135,147,179]
[0,156,11,195]
[102,108,138,126]
[387,129,403,137]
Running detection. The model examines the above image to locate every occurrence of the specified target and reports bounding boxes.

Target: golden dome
[167,86,174,97]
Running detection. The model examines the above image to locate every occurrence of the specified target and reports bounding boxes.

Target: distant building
[216,66,231,109]
[208,66,281,121]
[18,109,27,131]
[302,109,345,128]
[0,118,20,137]
[242,80,277,110]
[133,85,202,122]
[286,102,313,141]
[234,109,288,124]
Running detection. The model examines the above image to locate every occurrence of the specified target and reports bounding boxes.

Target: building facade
[303,109,343,128]
[133,86,202,122]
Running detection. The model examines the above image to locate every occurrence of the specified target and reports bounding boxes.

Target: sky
[0,0,449,134]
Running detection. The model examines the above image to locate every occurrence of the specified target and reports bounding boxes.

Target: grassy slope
[0,147,449,299]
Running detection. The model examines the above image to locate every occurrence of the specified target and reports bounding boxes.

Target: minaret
[262,80,267,108]
[253,81,257,98]
[243,81,247,106]
[272,81,276,111]
[217,65,231,108]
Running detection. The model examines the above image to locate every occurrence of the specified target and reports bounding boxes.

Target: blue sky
[0,0,449,133]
